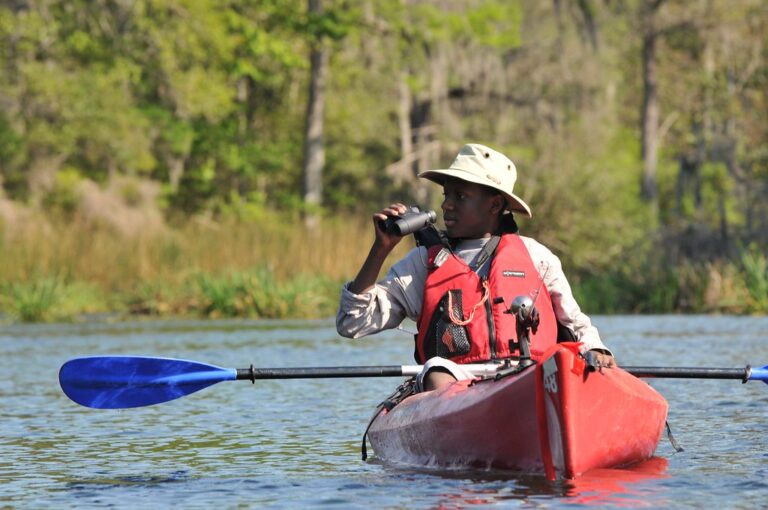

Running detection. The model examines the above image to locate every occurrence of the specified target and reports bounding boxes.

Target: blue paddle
[58,356,440,409]
[59,356,238,409]
[59,355,768,409]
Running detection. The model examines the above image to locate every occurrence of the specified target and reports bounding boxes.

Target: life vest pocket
[423,290,471,360]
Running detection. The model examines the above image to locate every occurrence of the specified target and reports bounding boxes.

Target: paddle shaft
[236,366,406,380]
[235,364,503,380]
[624,366,752,381]
[234,364,760,381]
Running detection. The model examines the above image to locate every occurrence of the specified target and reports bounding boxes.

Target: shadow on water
[64,470,193,490]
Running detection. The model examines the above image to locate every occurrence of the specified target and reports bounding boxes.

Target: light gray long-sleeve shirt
[336,236,610,354]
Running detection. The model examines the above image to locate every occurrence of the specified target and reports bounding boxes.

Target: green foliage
[740,245,768,312]
[123,281,179,316]
[0,113,21,164]
[1,277,62,323]
[194,268,338,319]
[0,0,765,320]
[0,274,115,322]
[42,168,83,215]
[467,1,522,48]
[574,246,768,316]
[0,0,310,207]
[303,2,358,42]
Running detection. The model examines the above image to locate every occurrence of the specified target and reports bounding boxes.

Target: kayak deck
[367,344,668,479]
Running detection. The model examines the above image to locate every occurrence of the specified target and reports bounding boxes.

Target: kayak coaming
[367,344,668,479]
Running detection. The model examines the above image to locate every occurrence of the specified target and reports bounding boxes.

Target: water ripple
[2,316,767,508]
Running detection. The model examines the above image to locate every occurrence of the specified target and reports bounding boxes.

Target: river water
[2,315,767,508]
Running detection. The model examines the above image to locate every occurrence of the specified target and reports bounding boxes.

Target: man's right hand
[348,203,408,294]
[373,203,409,251]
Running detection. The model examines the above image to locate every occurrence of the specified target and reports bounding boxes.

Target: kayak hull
[367,344,668,479]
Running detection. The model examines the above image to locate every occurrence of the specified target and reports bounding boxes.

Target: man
[337,143,615,391]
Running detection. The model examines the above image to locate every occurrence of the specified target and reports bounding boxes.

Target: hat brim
[419,168,532,217]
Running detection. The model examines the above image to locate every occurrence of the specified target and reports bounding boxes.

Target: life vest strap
[469,235,501,271]
[447,280,490,326]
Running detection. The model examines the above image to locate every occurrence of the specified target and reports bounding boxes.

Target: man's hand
[588,350,617,368]
[348,203,408,295]
[373,203,409,251]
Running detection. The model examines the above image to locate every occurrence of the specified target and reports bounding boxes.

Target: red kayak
[366,343,668,479]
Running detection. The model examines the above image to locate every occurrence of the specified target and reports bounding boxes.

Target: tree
[639,0,665,208]
[302,0,329,228]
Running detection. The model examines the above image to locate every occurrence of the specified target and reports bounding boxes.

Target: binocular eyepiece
[379,206,437,236]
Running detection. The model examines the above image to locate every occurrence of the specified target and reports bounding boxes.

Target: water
[2,315,767,508]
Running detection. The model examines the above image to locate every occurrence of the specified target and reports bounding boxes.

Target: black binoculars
[379,206,437,236]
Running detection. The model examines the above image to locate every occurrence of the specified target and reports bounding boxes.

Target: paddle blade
[59,356,236,409]
[750,365,768,385]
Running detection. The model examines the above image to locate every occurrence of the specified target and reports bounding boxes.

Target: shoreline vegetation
[1,207,766,324]
[1,2,765,323]
[0,207,387,323]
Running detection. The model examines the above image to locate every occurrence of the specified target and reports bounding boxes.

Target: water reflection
[371,456,670,508]
[561,457,670,507]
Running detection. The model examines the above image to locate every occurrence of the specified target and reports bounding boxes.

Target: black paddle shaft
[236,365,407,382]
[235,364,754,382]
[625,366,752,382]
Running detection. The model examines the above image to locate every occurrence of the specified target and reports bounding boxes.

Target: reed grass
[1,277,61,322]
[740,245,768,312]
[0,209,764,322]
[0,211,414,322]
[192,268,339,318]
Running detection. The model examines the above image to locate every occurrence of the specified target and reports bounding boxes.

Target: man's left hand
[589,350,617,368]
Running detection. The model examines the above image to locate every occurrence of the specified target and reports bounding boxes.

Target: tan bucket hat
[418,143,532,217]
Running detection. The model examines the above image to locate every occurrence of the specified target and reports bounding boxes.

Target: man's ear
[490,194,505,215]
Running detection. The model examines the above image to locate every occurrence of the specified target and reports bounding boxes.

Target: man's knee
[422,367,457,391]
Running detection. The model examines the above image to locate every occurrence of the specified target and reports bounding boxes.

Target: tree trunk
[641,28,659,206]
[302,0,328,229]
[576,0,599,51]
[398,72,413,171]
[168,157,185,192]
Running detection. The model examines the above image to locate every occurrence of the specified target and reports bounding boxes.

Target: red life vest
[415,234,558,364]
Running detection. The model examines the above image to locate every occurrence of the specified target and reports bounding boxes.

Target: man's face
[441,178,504,239]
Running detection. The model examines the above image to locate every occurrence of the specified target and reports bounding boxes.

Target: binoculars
[379,206,437,236]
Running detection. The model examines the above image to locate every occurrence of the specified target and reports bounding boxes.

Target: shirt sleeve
[521,237,612,356]
[335,246,428,339]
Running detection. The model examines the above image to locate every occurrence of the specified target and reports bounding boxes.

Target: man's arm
[523,237,617,366]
